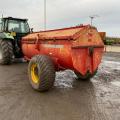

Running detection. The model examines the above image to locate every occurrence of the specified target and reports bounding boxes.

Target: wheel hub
[31,64,39,84]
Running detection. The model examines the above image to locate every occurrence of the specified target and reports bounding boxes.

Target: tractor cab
[0,17,30,37]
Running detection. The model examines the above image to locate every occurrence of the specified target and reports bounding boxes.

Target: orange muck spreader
[22,25,104,91]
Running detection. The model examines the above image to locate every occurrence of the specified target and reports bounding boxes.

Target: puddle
[102,60,120,70]
[54,58,120,88]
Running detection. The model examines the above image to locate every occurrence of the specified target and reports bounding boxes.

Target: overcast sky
[0,0,120,36]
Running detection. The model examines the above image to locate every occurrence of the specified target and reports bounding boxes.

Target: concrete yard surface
[106,45,120,52]
[0,52,120,120]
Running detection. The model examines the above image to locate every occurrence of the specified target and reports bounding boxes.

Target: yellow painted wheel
[28,55,55,92]
[31,64,39,84]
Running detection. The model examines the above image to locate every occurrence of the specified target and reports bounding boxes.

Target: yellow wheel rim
[31,64,39,84]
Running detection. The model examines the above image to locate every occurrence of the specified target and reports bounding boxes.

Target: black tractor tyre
[28,55,55,92]
[75,69,98,80]
[0,40,14,65]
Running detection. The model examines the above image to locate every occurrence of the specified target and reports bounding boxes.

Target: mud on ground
[0,52,120,120]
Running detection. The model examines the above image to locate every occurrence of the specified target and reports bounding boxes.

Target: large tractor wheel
[28,55,55,92]
[75,70,97,80]
[0,40,13,65]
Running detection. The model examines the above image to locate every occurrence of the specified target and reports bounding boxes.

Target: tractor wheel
[75,70,97,80]
[28,55,55,92]
[0,40,13,65]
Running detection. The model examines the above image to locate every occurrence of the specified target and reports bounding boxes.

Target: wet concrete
[0,52,120,120]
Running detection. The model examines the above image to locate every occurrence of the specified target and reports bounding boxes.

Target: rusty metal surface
[0,53,120,120]
[23,25,87,40]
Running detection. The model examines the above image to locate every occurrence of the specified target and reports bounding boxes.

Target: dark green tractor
[0,17,30,65]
